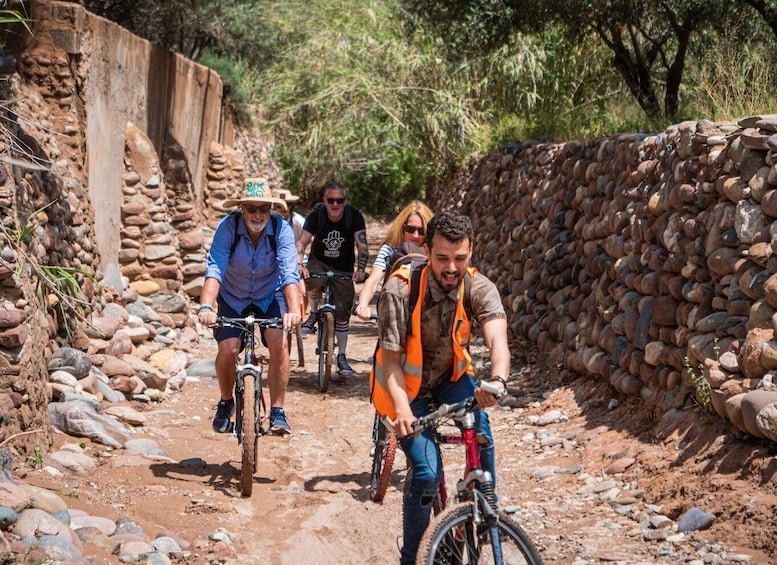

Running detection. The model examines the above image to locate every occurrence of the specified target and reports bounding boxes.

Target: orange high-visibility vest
[370,264,476,420]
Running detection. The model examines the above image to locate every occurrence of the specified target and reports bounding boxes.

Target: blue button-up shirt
[205,213,299,313]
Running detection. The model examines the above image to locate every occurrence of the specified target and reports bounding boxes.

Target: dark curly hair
[425,211,473,250]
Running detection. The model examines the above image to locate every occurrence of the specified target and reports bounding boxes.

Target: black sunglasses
[326,198,346,205]
[244,204,271,215]
[403,225,425,236]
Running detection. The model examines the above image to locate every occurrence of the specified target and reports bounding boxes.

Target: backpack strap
[229,212,279,256]
[229,210,242,256]
[406,265,424,336]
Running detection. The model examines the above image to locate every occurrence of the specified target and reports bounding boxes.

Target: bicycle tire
[417,502,543,565]
[295,324,305,367]
[240,373,257,497]
[317,311,335,392]
[369,414,397,502]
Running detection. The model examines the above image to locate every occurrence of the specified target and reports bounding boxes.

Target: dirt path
[21,219,777,564]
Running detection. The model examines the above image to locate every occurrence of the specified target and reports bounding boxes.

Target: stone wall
[429,117,777,442]
[0,0,265,459]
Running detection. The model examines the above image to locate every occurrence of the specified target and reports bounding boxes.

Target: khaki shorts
[305,257,355,323]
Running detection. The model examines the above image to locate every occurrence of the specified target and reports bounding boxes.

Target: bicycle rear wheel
[417,502,542,565]
[369,412,397,502]
[240,373,257,497]
[317,311,334,392]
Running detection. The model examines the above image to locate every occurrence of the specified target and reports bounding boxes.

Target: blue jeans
[397,375,495,565]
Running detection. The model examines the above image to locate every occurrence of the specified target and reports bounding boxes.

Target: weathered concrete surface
[21,0,227,271]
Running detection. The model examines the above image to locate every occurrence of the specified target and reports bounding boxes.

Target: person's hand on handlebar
[474,377,506,408]
[198,308,217,326]
[353,270,366,283]
[392,408,417,438]
[283,311,301,332]
[355,302,373,321]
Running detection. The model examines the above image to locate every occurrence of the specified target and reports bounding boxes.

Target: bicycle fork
[457,418,504,564]
[234,365,265,441]
[315,304,335,356]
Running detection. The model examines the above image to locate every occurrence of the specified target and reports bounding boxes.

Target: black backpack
[382,242,427,287]
[228,210,281,256]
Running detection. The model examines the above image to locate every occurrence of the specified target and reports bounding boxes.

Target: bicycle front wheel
[317,311,335,392]
[240,373,257,497]
[295,324,305,367]
[417,502,542,565]
[369,413,397,502]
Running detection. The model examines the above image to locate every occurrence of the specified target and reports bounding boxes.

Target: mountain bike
[383,381,543,565]
[213,315,283,497]
[306,270,353,393]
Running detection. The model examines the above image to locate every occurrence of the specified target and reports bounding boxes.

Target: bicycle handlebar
[380,379,506,435]
[210,315,284,330]
[306,270,353,280]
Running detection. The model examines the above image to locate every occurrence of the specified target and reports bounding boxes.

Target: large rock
[740,390,777,438]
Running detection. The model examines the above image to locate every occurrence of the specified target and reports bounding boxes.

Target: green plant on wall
[26,441,42,468]
[0,203,94,337]
[683,338,719,413]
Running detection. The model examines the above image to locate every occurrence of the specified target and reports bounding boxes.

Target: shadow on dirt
[148,458,277,498]
[303,471,374,501]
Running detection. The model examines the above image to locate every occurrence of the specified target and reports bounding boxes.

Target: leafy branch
[0,2,31,34]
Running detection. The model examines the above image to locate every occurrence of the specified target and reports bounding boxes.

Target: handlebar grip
[380,415,396,434]
[479,379,505,397]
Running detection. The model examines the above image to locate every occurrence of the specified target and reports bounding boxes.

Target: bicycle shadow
[303,471,371,501]
[148,458,277,498]
[303,469,405,502]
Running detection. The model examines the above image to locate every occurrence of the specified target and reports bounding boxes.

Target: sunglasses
[244,204,271,215]
[403,225,425,236]
[326,198,346,205]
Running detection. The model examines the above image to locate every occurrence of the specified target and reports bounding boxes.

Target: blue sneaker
[269,407,291,435]
[212,398,235,433]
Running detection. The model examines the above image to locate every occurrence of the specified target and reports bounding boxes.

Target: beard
[434,269,463,292]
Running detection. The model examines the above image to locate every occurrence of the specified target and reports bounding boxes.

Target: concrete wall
[27,0,228,271]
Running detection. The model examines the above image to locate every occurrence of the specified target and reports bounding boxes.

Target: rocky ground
[3,219,777,564]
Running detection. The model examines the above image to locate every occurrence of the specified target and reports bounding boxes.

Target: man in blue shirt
[197,178,302,435]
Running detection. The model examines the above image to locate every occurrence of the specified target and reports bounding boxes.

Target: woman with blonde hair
[355,201,434,320]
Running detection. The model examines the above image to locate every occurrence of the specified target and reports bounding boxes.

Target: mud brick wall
[429,117,777,442]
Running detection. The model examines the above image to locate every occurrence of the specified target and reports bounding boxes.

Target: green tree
[76,0,276,62]
[742,0,777,37]
[399,0,741,121]
[250,0,495,212]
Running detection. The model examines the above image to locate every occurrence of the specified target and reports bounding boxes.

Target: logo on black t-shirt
[323,230,346,258]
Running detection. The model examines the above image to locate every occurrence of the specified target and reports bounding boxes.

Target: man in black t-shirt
[296,180,368,376]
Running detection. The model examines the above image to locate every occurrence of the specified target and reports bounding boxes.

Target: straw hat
[276,188,300,203]
[224,178,288,210]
